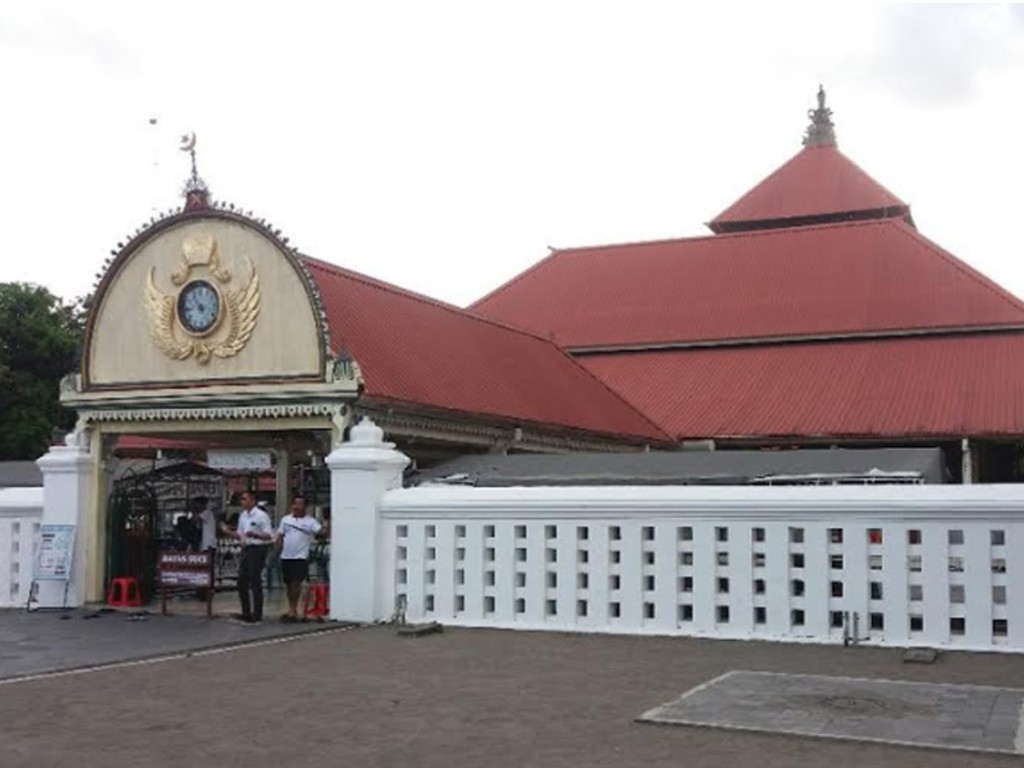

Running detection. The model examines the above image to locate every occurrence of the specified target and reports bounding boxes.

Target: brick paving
[2,624,1024,767]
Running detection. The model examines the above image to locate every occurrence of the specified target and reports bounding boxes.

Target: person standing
[233,491,274,624]
[192,496,218,553]
[275,495,323,622]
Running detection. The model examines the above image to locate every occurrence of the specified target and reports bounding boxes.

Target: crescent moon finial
[179,130,196,152]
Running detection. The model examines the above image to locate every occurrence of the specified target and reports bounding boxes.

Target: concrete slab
[639,670,1024,755]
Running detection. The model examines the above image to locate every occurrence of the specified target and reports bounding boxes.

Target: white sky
[2,3,1024,308]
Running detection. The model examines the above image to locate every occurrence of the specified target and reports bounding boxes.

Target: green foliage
[0,284,84,460]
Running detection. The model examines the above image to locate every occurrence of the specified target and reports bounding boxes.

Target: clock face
[177,280,221,336]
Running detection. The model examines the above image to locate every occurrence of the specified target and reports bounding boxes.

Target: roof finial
[802,85,837,148]
[179,130,211,210]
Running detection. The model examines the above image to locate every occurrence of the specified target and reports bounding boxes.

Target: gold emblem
[144,234,260,364]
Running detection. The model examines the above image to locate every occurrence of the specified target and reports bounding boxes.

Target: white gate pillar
[34,431,95,608]
[326,417,409,622]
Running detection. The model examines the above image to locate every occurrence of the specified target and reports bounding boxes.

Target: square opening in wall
[484,596,495,614]
[909,584,923,601]
[950,617,966,635]
[717,605,729,623]
[791,553,805,569]
[397,569,408,585]
[791,579,804,597]
[484,525,495,538]
[994,585,1007,604]
[948,557,963,572]
[718,577,730,594]
[515,571,526,588]
[908,529,922,545]
[516,548,527,562]
[680,604,693,622]
[791,609,805,626]
[610,601,621,618]
[993,558,1007,573]
[716,527,729,543]
[455,569,464,586]
[545,525,557,540]
[831,581,844,598]
[514,598,525,614]
[679,526,693,542]
[455,595,465,613]
[456,547,466,561]
[644,575,656,591]
[577,572,589,590]
[753,579,765,594]
[611,550,622,564]
[396,525,408,538]
[610,526,622,541]
[869,612,884,630]
[515,525,527,539]
[910,614,924,631]
[425,525,436,539]
[717,552,729,566]
[425,595,435,612]
[546,548,557,564]
[869,555,883,571]
[830,554,844,569]
[485,547,495,562]
[790,527,804,544]
[753,552,766,568]
[950,585,965,603]
[610,574,621,591]
[485,570,496,587]
[546,572,558,589]
[644,602,656,620]
[830,611,844,628]
[870,581,883,600]
[828,528,843,544]
[868,528,883,545]
[682,576,693,593]
[644,551,655,565]
[908,555,922,572]
[577,600,588,618]
[643,526,655,541]
[577,526,589,541]
[680,552,692,566]
[752,527,765,543]
[577,549,589,564]
[754,606,767,625]
[992,529,1006,547]
[546,599,557,617]
[994,619,1008,637]
[455,525,466,538]
[426,547,437,561]
[948,529,964,546]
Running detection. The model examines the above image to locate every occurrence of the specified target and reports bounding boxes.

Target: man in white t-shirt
[275,495,323,622]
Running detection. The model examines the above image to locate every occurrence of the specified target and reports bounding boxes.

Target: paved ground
[641,670,1023,754]
[3,624,1024,767]
[0,591,329,679]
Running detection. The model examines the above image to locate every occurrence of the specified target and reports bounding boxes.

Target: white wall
[0,487,42,608]
[379,484,1024,652]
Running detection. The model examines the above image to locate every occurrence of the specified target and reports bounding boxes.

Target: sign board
[35,525,76,581]
[158,551,215,617]
[158,551,214,588]
[206,449,272,471]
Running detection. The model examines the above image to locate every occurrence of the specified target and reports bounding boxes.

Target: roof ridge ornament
[802,85,837,149]
[179,130,211,210]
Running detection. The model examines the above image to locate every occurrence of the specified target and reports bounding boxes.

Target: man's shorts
[281,558,309,585]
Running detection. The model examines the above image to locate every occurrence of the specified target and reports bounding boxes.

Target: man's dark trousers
[238,545,271,621]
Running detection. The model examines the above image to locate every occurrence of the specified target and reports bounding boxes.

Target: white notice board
[35,524,76,581]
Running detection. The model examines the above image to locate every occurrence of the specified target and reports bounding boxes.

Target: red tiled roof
[579,333,1024,440]
[302,257,669,443]
[471,220,1024,349]
[709,145,910,232]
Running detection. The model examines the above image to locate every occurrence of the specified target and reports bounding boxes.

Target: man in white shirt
[232,490,274,624]
[192,496,218,553]
[275,495,324,622]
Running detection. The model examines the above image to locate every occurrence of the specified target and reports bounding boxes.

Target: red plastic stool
[107,577,143,608]
[303,583,329,620]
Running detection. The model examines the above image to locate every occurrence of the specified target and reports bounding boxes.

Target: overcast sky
[2,3,1024,308]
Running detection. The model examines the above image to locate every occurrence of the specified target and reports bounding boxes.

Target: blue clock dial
[177,280,221,335]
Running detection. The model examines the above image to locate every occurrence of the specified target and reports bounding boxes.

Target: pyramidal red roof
[301,257,669,443]
[709,145,911,233]
[580,333,1024,440]
[471,219,1024,349]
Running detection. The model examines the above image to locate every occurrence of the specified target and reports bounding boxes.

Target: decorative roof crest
[802,85,837,148]
[179,130,211,210]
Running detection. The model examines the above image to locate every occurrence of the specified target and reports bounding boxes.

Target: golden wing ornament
[213,259,260,359]
[144,267,193,360]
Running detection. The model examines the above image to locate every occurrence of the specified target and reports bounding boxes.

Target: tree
[0,283,84,460]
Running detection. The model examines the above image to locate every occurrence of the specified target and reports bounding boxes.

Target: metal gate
[106,473,159,601]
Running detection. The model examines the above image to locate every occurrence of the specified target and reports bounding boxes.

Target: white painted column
[961,438,973,484]
[325,418,410,622]
[35,433,95,608]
